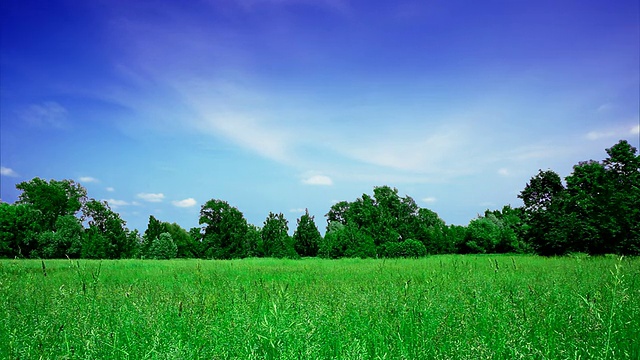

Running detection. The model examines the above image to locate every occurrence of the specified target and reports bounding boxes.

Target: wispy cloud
[79,176,99,183]
[103,199,130,208]
[302,174,333,186]
[172,198,197,208]
[21,101,68,129]
[586,123,640,140]
[497,168,510,176]
[0,166,18,177]
[106,187,115,192]
[422,197,437,203]
[137,193,165,202]
[289,208,306,213]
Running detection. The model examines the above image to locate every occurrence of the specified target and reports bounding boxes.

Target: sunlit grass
[1,255,639,359]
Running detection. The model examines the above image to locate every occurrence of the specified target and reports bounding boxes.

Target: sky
[1,0,639,234]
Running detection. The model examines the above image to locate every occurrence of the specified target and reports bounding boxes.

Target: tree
[293,209,321,257]
[189,227,203,258]
[82,199,134,259]
[414,208,450,254]
[163,222,197,258]
[326,201,350,227]
[603,140,640,255]
[16,178,87,231]
[0,203,41,258]
[564,160,611,253]
[518,170,568,255]
[142,215,164,256]
[36,215,84,258]
[244,224,263,257]
[318,221,375,259]
[147,232,178,259]
[199,199,248,259]
[262,212,296,258]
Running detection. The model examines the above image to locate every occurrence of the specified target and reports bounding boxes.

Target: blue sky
[1,0,639,234]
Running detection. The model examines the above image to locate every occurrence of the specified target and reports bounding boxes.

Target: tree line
[1,140,638,259]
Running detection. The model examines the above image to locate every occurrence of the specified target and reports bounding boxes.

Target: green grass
[1,255,639,359]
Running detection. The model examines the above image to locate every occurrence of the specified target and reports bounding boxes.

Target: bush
[382,239,427,258]
[147,232,178,260]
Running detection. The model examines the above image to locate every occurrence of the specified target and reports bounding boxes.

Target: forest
[1,140,638,259]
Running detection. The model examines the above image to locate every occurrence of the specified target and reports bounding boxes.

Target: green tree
[318,221,375,259]
[326,201,350,226]
[16,178,87,231]
[82,199,134,259]
[244,224,264,257]
[293,209,321,257]
[147,232,177,259]
[199,199,248,259]
[262,212,296,258]
[163,222,197,258]
[603,140,640,255]
[142,215,164,256]
[518,169,568,255]
[36,215,84,258]
[189,227,203,257]
[414,208,450,254]
[0,203,41,258]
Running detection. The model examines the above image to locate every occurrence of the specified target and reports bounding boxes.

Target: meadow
[1,255,638,359]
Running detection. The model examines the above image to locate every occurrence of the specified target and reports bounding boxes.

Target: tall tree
[199,199,248,259]
[16,178,87,231]
[603,140,640,255]
[142,215,164,256]
[293,209,321,257]
[82,199,134,259]
[518,169,568,255]
[262,212,296,258]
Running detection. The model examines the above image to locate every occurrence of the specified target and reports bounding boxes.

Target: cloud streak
[21,101,68,129]
[103,199,130,208]
[137,193,165,202]
[302,174,333,186]
[79,176,99,183]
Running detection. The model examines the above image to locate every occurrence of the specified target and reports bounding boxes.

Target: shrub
[147,232,178,260]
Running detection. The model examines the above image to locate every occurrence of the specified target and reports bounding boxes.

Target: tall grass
[1,255,638,359]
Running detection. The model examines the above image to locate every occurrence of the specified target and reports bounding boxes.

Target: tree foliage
[199,199,248,259]
[16,178,87,231]
[293,209,321,257]
[262,212,297,258]
[147,232,178,260]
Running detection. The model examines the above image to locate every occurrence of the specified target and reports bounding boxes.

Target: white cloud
[103,199,130,208]
[586,124,640,141]
[497,168,509,176]
[79,176,99,183]
[290,208,306,213]
[172,198,197,208]
[21,101,68,128]
[106,187,115,192]
[302,174,333,186]
[137,193,165,202]
[586,130,615,140]
[1,166,18,177]
[422,197,437,203]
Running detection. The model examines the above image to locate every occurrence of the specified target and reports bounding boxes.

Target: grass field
[1,255,639,359]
